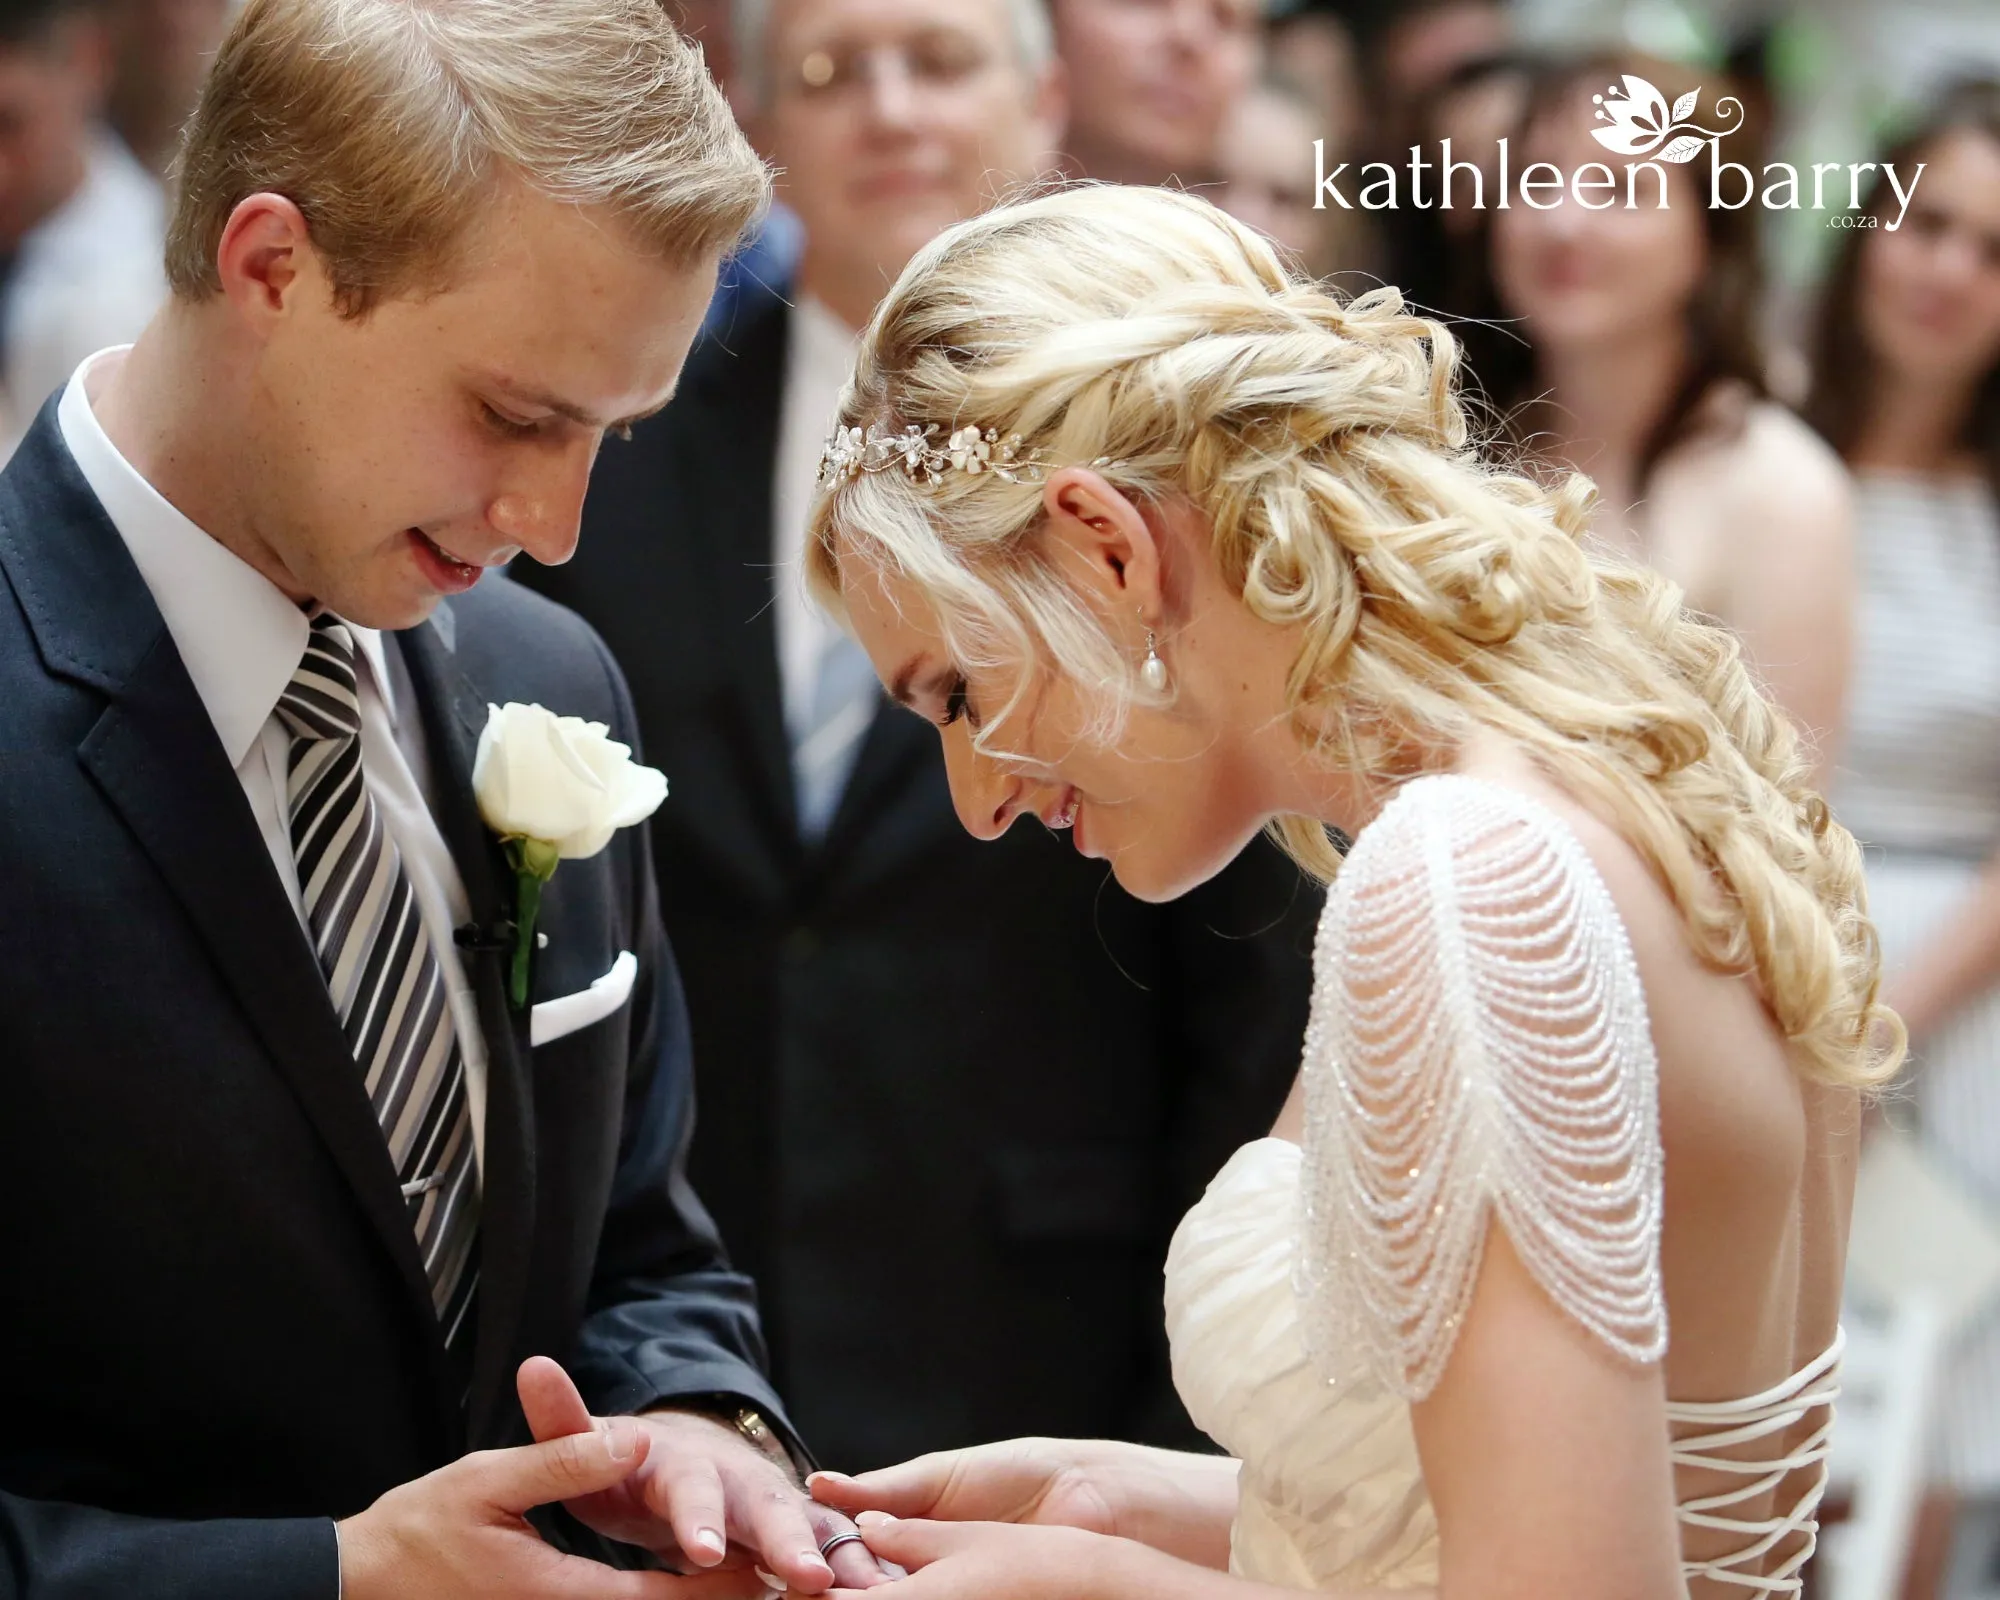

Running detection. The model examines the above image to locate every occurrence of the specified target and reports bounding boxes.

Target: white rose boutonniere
[472,702,668,1007]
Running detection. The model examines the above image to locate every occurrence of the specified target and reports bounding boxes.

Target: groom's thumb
[480,1419,651,1515]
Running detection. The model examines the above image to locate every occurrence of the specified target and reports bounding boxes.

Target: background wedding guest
[1358,0,1509,169]
[518,0,1322,1472]
[1808,78,2000,1600]
[1471,51,1855,777]
[1048,0,1260,188]
[0,0,165,458]
[678,0,807,336]
[1381,49,1525,318]
[99,0,229,176]
[1262,0,1359,168]
[1214,74,1342,279]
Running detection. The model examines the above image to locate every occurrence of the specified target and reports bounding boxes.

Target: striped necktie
[278,617,479,1353]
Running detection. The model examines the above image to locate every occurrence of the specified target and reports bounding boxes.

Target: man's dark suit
[517,289,1324,1471]
[0,406,791,1598]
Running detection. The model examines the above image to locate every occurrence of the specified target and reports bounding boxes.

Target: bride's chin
[1106,845,1216,906]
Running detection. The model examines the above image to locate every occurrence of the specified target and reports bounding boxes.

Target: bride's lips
[408,528,489,596]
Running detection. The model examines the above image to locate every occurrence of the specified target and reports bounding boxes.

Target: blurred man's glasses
[785,31,1001,101]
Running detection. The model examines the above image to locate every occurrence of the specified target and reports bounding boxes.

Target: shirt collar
[788,293,859,391]
[58,347,399,767]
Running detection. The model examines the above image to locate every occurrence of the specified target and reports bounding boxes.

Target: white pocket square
[530,950,638,1047]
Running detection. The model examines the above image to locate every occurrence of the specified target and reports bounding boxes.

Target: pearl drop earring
[1140,627,1170,694]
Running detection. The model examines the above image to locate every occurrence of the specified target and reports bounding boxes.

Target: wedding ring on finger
[818,1529,867,1558]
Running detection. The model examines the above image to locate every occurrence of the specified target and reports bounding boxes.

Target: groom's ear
[1040,467,1166,619]
[214,191,319,329]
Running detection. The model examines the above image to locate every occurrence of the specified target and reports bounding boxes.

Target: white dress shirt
[771,294,863,743]
[58,349,491,1172]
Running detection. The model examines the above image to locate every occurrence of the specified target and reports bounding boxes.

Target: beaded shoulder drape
[1294,774,1668,1398]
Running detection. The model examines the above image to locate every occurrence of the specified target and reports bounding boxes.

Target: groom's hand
[335,1421,746,1599]
[518,1356,894,1594]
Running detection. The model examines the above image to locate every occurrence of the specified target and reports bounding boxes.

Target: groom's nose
[486,435,600,566]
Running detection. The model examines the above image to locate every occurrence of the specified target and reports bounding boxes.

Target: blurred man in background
[520,0,1322,1471]
[0,0,164,457]
[99,0,230,175]
[1050,0,1259,187]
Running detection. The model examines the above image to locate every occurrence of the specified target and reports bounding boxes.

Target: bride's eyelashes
[940,674,981,731]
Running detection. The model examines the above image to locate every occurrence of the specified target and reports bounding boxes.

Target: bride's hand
[805,1513,1133,1600]
[809,1438,1119,1533]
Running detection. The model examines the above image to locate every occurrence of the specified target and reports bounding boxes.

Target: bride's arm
[1406,1220,1684,1599]
[821,1515,1421,1600]
[812,1437,1240,1568]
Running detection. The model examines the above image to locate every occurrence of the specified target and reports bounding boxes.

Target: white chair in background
[1821,1132,2000,1600]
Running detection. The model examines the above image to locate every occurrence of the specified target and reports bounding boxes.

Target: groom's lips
[408,528,488,595]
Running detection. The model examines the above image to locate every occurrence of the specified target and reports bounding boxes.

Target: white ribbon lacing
[1667,1327,1846,1594]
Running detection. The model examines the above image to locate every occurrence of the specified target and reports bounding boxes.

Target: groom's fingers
[807,1505,898,1590]
[519,1355,598,1442]
[733,1480,837,1594]
[808,1456,952,1519]
[645,1454,730,1568]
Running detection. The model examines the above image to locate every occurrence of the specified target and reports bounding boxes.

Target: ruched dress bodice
[1166,1137,1437,1589]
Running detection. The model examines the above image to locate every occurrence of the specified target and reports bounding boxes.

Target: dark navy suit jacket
[0,404,789,1598]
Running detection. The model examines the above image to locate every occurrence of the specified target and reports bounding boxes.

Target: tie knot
[278,616,362,742]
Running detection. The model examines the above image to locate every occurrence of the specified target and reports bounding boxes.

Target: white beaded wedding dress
[1163,775,1841,1594]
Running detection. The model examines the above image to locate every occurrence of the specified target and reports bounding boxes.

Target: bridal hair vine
[818,422,1050,489]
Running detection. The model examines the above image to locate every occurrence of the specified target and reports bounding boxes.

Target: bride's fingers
[852,1513,966,1571]
[809,1456,956,1518]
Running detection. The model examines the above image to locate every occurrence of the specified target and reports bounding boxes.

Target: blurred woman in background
[1214,74,1346,281]
[1474,52,1854,778]
[1808,79,2000,1597]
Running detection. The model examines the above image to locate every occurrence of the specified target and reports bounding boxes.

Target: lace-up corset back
[1162,775,1841,1593]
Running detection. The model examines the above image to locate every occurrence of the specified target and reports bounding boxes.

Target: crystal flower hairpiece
[818,423,1048,490]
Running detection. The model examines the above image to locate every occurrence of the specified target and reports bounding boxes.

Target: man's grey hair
[730,0,1054,110]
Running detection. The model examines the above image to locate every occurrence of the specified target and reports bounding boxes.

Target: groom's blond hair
[166,0,770,314]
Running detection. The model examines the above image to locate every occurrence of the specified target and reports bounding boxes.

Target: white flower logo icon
[1590,73,1743,164]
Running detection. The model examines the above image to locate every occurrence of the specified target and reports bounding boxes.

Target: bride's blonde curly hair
[806,185,1901,1091]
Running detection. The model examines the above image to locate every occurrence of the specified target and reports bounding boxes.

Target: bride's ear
[1040,467,1165,617]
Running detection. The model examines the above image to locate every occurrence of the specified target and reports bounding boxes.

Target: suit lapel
[0,408,450,1361]
[393,616,539,1442]
[819,696,931,853]
[685,303,800,851]
[694,299,943,864]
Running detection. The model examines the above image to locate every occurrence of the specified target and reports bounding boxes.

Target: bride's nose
[941,732,1028,841]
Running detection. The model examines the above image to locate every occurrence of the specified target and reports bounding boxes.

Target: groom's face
[242,183,715,631]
